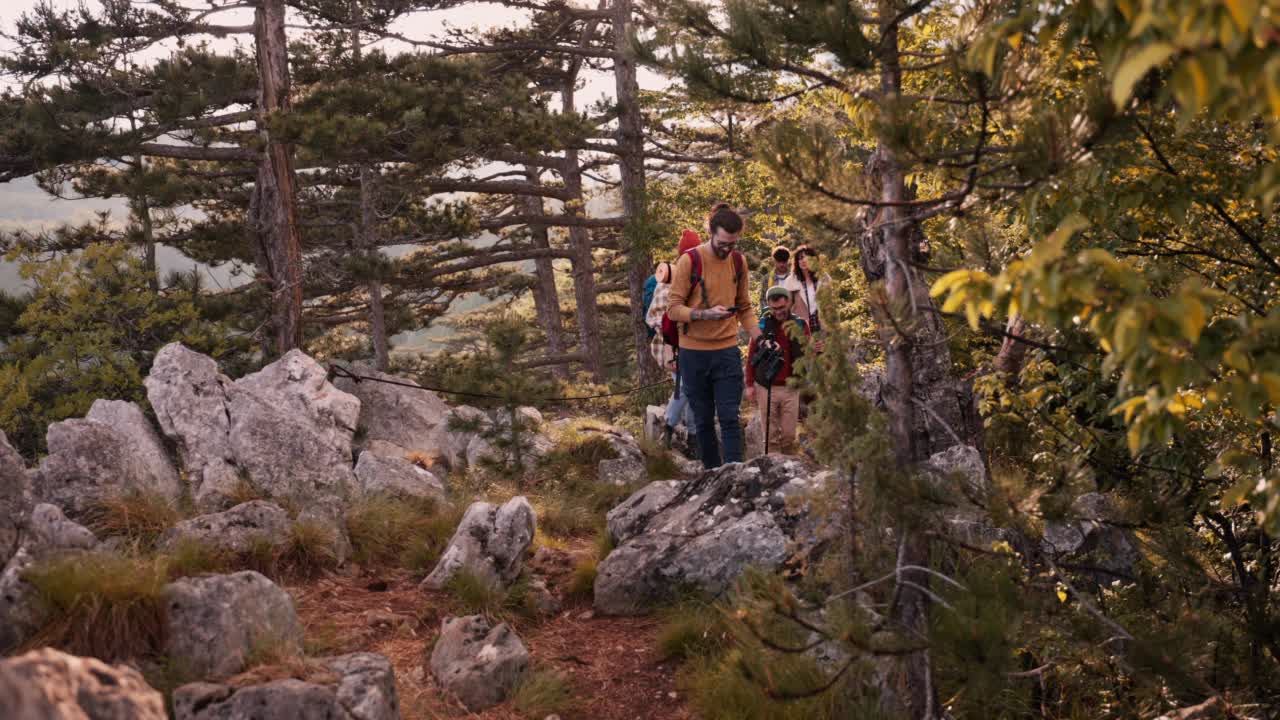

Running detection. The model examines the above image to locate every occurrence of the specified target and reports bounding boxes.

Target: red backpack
[660,247,745,346]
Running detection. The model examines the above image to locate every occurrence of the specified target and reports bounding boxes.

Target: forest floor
[289,539,693,720]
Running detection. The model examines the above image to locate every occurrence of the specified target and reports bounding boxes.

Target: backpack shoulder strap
[731,250,745,284]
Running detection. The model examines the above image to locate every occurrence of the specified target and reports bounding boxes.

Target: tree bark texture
[612,0,661,383]
[252,0,304,357]
[359,165,389,370]
[523,167,569,378]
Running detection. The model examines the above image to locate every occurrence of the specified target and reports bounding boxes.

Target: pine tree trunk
[612,0,661,383]
[360,165,389,371]
[252,0,304,357]
[562,73,605,382]
[523,167,569,378]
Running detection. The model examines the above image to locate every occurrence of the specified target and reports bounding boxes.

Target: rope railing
[326,363,671,404]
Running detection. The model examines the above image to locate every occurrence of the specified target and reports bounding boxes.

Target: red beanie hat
[677,229,701,256]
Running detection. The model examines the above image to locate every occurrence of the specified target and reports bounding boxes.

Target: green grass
[512,667,573,719]
[345,495,461,574]
[566,532,614,601]
[22,550,169,661]
[164,537,233,579]
[444,569,537,622]
[656,600,730,661]
[83,490,181,551]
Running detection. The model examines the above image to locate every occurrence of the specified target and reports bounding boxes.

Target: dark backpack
[660,247,746,344]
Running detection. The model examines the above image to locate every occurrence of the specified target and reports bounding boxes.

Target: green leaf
[1112,43,1176,108]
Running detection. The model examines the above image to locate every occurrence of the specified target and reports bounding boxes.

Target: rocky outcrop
[428,615,529,711]
[592,426,648,487]
[163,571,303,679]
[172,652,399,720]
[147,344,362,512]
[0,505,99,653]
[1043,492,1140,581]
[353,451,445,503]
[0,431,29,566]
[0,648,167,720]
[33,403,182,517]
[335,364,452,462]
[227,350,360,507]
[594,455,837,616]
[159,501,291,556]
[439,406,487,469]
[422,497,535,591]
[145,343,240,511]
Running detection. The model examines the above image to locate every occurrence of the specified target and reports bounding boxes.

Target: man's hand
[665,359,677,371]
[813,337,826,353]
[692,305,735,321]
[745,384,756,403]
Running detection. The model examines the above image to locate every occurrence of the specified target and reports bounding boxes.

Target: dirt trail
[290,567,692,720]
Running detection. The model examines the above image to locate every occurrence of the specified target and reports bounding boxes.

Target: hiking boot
[686,439,700,461]
[662,423,675,449]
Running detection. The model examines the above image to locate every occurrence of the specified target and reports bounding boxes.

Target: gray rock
[0,505,99,652]
[440,406,488,469]
[25,503,99,553]
[86,399,182,502]
[605,480,681,546]
[354,451,445,503]
[172,653,400,720]
[226,349,360,508]
[924,443,987,498]
[643,404,694,457]
[160,501,291,556]
[145,343,240,511]
[526,577,561,616]
[422,497,535,591]
[163,571,303,679]
[1042,492,1140,581]
[0,648,167,719]
[34,413,180,517]
[428,615,529,711]
[0,656,59,720]
[594,455,837,616]
[335,364,452,463]
[0,431,29,566]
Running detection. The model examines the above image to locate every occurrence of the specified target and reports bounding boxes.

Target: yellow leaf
[1127,423,1143,455]
[1112,396,1146,423]
[965,302,981,331]
[1224,0,1259,32]
[1008,32,1023,50]
[930,269,980,298]
[1179,299,1206,343]
[1261,373,1280,402]
[1112,43,1176,108]
[1167,396,1187,416]
[1056,585,1069,603]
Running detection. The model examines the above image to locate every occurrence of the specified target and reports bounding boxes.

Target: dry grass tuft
[511,667,573,719]
[346,495,461,574]
[83,491,181,550]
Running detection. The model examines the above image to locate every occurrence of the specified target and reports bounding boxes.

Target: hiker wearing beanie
[758,245,792,314]
[667,204,761,468]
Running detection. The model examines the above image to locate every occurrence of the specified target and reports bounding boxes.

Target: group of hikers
[643,203,824,469]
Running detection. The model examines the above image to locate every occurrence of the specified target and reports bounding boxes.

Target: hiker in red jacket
[746,285,810,456]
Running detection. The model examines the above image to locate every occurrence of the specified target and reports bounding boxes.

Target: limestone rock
[440,406,487,469]
[145,343,240,511]
[334,364,452,461]
[159,501,291,556]
[0,431,29,566]
[428,615,529,711]
[924,443,987,497]
[354,451,445,503]
[0,647,166,720]
[0,505,99,653]
[594,455,838,616]
[226,349,360,507]
[172,652,400,720]
[34,411,181,517]
[86,399,182,502]
[421,497,535,591]
[1042,492,1140,581]
[163,571,302,679]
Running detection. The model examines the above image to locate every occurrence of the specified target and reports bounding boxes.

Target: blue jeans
[664,372,695,428]
[680,347,745,468]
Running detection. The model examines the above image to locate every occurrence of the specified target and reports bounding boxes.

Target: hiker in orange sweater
[666,204,762,468]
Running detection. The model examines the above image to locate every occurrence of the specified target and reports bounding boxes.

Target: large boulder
[172,652,399,720]
[34,407,182,517]
[591,426,647,487]
[145,343,240,511]
[353,451,445,504]
[0,505,99,653]
[439,406,488,469]
[226,350,360,507]
[421,497,535,591]
[163,571,303,679]
[428,615,529,711]
[159,501,291,556]
[594,455,837,616]
[334,364,452,462]
[85,399,182,500]
[0,648,166,720]
[0,431,29,566]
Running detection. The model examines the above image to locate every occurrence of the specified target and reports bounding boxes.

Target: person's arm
[737,265,761,339]
[745,337,757,386]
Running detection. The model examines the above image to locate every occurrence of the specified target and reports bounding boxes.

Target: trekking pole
[764,383,772,456]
